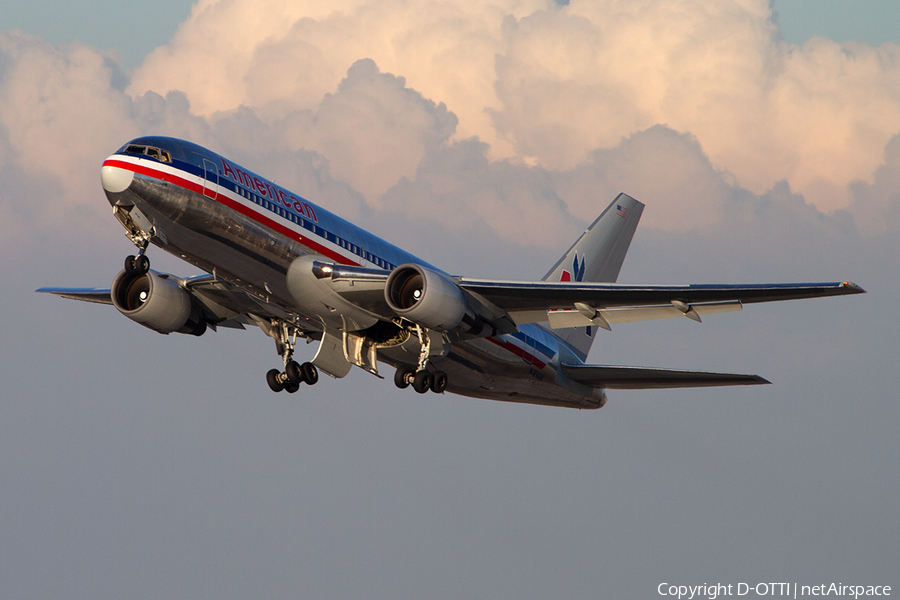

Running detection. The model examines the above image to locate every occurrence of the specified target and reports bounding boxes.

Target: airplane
[37,136,865,409]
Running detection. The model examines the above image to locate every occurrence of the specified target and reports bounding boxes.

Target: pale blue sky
[1,0,899,69]
[1,0,193,68]
[772,0,900,45]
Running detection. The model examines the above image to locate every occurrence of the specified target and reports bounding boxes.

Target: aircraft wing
[456,279,865,328]
[460,279,865,310]
[561,363,770,389]
[307,263,865,330]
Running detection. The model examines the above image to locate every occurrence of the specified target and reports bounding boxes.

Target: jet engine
[385,264,474,332]
[111,269,207,335]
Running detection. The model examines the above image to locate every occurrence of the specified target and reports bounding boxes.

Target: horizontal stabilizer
[561,363,770,389]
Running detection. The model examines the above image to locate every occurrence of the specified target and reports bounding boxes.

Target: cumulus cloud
[0,31,371,244]
[492,1,900,211]
[274,59,457,202]
[2,2,900,265]
[555,126,733,231]
[382,137,580,248]
[847,133,900,236]
[0,32,134,221]
[125,0,900,215]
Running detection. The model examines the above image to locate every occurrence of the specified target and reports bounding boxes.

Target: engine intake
[112,269,207,335]
[385,264,470,332]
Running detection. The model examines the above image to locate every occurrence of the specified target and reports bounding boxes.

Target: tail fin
[543,193,644,359]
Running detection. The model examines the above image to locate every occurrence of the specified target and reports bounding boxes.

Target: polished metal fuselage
[104,137,603,409]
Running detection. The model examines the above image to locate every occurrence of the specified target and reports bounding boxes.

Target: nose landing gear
[124,253,150,275]
[118,208,154,275]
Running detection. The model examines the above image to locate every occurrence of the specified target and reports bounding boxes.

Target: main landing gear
[267,361,318,393]
[393,324,448,394]
[394,365,448,394]
[265,320,319,394]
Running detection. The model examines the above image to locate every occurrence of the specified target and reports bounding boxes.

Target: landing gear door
[312,329,353,378]
[202,158,218,200]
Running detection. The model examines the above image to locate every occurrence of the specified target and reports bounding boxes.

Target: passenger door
[202,158,218,200]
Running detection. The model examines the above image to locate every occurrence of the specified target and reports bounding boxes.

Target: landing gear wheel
[431,371,448,394]
[134,254,150,274]
[285,360,305,385]
[301,362,318,385]
[394,365,415,389]
[413,370,433,394]
[265,320,314,393]
[266,369,285,392]
[125,254,150,275]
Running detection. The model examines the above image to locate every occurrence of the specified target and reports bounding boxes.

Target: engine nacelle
[385,264,471,332]
[112,269,206,335]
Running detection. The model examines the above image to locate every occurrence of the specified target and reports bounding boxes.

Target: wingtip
[841,281,866,294]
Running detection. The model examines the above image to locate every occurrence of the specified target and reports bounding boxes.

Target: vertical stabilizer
[543,193,643,360]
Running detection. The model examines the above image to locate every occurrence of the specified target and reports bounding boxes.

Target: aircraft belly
[435,340,602,409]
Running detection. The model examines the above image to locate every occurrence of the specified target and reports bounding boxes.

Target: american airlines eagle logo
[560,253,586,282]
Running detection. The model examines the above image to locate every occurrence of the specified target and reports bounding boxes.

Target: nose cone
[101,161,134,193]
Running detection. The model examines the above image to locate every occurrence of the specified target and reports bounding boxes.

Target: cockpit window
[122,144,172,163]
